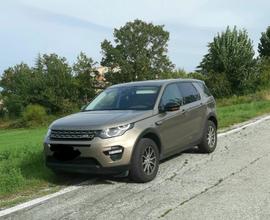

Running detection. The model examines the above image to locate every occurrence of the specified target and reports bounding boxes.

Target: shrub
[21,104,47,127]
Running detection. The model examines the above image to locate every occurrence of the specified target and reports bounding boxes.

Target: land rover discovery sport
[44,79,217,182]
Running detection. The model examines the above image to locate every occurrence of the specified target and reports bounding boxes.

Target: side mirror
[163,102,180,112]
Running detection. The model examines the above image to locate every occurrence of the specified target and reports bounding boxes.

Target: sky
[0,0,269,74]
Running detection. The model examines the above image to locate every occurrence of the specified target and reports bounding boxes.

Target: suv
[44,79,217,182]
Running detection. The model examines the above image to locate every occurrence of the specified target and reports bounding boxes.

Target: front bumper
[44,128,139,173]
[46,156,129,174]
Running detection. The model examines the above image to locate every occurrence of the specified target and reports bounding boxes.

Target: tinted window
[160,84,183,106]
[84,86,160,111]
[178,82,200,104]
[197,82,212,97]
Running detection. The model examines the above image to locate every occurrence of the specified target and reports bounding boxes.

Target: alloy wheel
[142,146,156,175]
[207,125,216,148]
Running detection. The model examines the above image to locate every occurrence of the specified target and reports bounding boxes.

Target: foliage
[0,53,93,117]
[73,52,97,105]
[159,69,187,79]
[0,63,33,117]
[34,54,78,113]
[257,58,270,89]
[101,19,174,84]
[198,26,256,95]
[258,26,270,58]
[21,104,47,127]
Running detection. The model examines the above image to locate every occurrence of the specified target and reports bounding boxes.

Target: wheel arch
[132,128,163,159]
[207,113,218,129]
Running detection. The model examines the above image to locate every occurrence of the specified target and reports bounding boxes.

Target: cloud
[20,3,111,32]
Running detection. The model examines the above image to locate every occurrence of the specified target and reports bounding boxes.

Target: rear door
[177,82,206,143]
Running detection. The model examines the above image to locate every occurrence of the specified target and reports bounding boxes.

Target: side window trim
[177,82,201,105]
[158,83,183,108]
[191,82,202,101]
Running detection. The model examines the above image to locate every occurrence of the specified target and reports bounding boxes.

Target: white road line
[218,115,270,137]
[0,179,96,218]
[1,114,270,218]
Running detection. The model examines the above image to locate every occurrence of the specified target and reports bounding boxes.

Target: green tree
[73,52,97,105]
[198,26,256,95]
[0,63,33,116]
[257,58,270,89]
[34,54,77,113]
[159,69,187,79]
[101,19,174,84]
[258,26,270,58]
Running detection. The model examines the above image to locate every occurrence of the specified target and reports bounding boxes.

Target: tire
[129,138,160,183]
[198,120,217,153]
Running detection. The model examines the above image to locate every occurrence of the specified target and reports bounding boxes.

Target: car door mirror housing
[163,102,180,112]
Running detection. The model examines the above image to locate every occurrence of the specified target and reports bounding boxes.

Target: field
[1,92,270,207]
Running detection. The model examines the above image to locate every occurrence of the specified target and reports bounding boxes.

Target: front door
[156,83,191,155]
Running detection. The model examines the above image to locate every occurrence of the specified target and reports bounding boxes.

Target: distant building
[93,66,120,89]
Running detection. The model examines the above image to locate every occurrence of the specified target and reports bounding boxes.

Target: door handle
[155,121,163,126]
[181,109,187,114]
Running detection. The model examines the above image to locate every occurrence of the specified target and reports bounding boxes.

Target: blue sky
[0,0,269,74]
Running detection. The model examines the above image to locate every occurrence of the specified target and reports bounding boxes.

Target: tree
[101,19,174,84]
[257,58,270,89]
[73,52,97,104]
[159,69,187,79]
[198,26,256,95]
[0,63,34,116]
[258,26,270,58]
[34,54,77,113]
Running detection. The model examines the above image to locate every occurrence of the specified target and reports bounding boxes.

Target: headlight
[46,128,51,137]
[99,124,133,139]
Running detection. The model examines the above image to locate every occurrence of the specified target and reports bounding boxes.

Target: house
[93,66,120,89]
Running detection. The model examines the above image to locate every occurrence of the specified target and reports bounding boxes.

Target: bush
[21,104,47,127]
[205,72,232,98]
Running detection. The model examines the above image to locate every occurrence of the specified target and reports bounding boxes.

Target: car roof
[109,78,203,88]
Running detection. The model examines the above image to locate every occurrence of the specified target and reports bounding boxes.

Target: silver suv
[44,79,217,182]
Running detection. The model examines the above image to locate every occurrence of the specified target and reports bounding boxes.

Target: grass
[218,100,270,128]
[0,89,270,208]
[217,89,270,128]
[0,128,77,208]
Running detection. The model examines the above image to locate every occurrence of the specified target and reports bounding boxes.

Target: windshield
[84,86,160,111]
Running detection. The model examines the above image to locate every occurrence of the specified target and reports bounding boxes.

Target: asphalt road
[2,118,270,220]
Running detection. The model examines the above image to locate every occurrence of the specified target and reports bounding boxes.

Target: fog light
[104,146,124,161]
[109,148,123,155]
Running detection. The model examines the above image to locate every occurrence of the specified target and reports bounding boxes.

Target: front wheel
[129,138,159,183]
[198,120,217,153]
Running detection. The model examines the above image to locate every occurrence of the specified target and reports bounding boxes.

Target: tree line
[1,19,270,118]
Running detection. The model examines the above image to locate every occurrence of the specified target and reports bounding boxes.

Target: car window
[84,86,160,111]
[197,82,212,97]
[178,82,201,105]
[160,83,183,106]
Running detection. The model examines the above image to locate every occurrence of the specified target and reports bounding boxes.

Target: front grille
[50,130,95,141]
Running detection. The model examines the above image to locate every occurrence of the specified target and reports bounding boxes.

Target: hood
[50,110,153,130]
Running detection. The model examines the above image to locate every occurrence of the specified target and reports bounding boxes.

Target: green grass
[0,128,74,207]
[0,90,270,207]
[217,100,270,128]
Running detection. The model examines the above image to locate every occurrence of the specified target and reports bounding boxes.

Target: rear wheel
[198,120,217,153]
[129,138,159,183]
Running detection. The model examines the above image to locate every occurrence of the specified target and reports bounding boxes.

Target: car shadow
[74,146,202,185]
